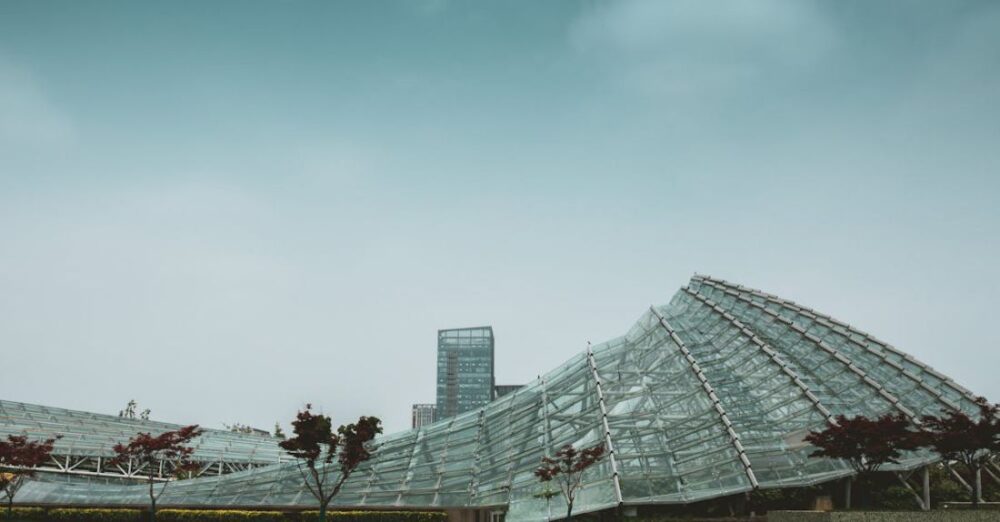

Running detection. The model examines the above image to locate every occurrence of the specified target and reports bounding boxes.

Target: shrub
[47,509,144,522]
[295,512,447,522]
[158,511,286,522]
[0,508,447,522]
[0,506,45,521]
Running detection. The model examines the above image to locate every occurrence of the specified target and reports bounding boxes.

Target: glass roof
[12,276,982,521]
[0,400,285,465]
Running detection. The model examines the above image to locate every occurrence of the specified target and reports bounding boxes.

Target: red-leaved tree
[110,425,203,522]
[921,397,1000,509]
[0,434,60,516]
[535,442,606,520]
[279,405,382,522]
[804,413,919,508]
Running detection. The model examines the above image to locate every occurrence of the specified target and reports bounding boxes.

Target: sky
[0,0,998,434]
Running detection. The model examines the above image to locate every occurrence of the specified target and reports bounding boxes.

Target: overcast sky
[1,0,998,434]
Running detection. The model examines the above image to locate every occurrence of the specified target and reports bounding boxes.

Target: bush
[0,509,447,522]
[47,509,144,522]
[293,512,447,522]
[872,486,915,511]
[158,511,285,522]
[0,507,46,521]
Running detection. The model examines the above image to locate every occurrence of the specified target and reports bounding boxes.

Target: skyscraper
[411,403,436,429]
[435,326,494,420]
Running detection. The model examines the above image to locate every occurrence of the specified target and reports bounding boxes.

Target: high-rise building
[435,326,494,420]
[493,384,523,399]
[411,403,436,429]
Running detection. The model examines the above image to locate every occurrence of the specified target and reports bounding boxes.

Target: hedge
[0,508,447,522]
[0,508,47,521]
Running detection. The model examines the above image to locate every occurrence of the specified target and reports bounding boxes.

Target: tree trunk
[7,496,13,518]
[319,501,327,522]
[844,478,852,510]
[565,499,573,520]
[149,479,157,522]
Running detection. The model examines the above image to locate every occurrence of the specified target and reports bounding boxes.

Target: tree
[0,434,59,516]
[534,442,605,520]
[110,425,203,522]
[278,405,382,522]
[273,423,286,440]
[921,397,1000,509]
[804,413,919,508]
[224,423,269,435]
[119,399,151,420]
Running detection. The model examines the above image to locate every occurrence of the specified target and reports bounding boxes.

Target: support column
[923,466,930,511]
[845,478,852,510]
[894,471,926,511]
[985,465,1000,486]
[945,462,973,494]
[976,466,983,504]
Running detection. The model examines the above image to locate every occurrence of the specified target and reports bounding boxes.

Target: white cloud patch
[0,56,76,150]
[569,0,837,98]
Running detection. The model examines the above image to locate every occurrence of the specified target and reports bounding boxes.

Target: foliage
[748,485,825,513]
[179,511,447,522]
[0,507,45,521]
[534,442,605,520]
[111,425,203,521]
[48,509,145,522]
[920,397,1000,509]
[223,424,269,436]
[110,425,203,481]
[279,405,382,522]
[805,414,925,509]
[273,424,286,441]
[119,400,151,421]
[0,509,446,522]
[805,414,920,476]
[0,434,59,515]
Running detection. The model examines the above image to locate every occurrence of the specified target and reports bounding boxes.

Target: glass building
[0,400,284,482]
[12,276,984,520]
[435,326,495,421]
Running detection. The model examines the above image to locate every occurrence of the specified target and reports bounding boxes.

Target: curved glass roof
[13,276,981,520]
[0,399,285,477]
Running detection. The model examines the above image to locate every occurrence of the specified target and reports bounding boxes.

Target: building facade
[410,403,436,429]
[435,326,495,421]
[493,384,522,399]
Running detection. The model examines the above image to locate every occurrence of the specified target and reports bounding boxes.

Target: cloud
[569,0,837,99]
[0,56,76,150]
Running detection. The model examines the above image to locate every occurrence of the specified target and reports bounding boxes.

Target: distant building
[494,384,523,399]
[436,326,494,421]
[411,403,436,429]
